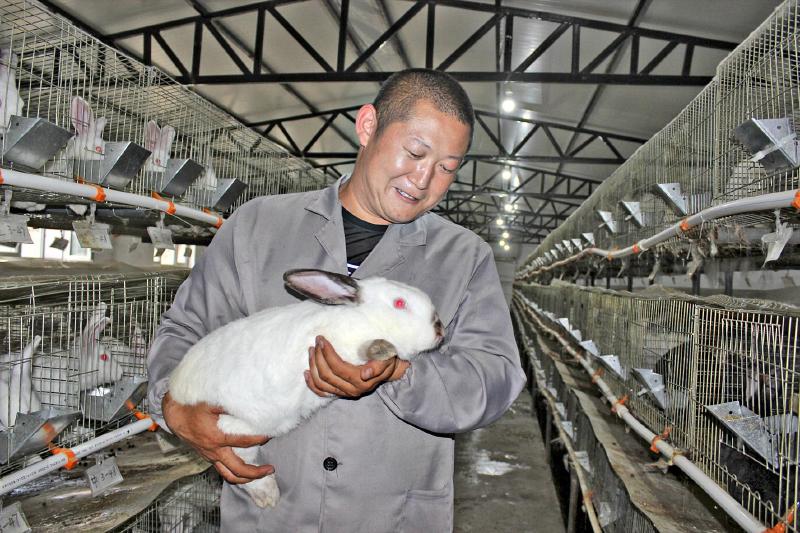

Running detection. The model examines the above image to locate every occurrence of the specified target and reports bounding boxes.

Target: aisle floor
[454,392,565,532]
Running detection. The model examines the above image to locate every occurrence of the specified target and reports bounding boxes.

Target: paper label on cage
[0,502,32,533]
[50,237,69,251]
[0,215,33,244]
[146,227,174,250]
[86,457,123,496]
[72,221,112,250]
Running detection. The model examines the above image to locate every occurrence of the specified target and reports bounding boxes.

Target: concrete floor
[454,392,565,533]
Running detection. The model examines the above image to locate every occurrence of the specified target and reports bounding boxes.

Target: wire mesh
[0,0,326,221]
[0,271,185,475]
[112,468,222,532]
[514,282,800,531]
[521,0,800,270]
[714,0,800,203]
[514,325,659,533]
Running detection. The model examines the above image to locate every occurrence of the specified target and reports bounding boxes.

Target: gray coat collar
[304,175,428,247]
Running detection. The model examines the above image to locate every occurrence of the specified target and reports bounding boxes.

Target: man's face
[356,100,471,224]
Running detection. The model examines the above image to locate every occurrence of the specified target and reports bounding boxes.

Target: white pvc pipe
[0,417,155,496]
[513,295,767,533]
[519,188,800,279]
[0,169,224,228]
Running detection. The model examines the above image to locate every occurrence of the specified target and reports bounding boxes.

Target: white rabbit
[107,323,149,370]
[169,269,445,508]
[64,96,106,161]
[199,164,217,190]
[32,302,123,397]
[144,119,176,172]
[0,336,42,428]
[0,48,24,133]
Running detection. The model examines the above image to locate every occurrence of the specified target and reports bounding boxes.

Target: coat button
[323,457,338,471]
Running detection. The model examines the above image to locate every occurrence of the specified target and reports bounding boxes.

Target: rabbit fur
[32,302,123,396]
[168,269,444,509]
[0,48,24,133]
[65,96,106,161]
[144,119,176,172]
[0,335,42,429]
[107,323,149,369]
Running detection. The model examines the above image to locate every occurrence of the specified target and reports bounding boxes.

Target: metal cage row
[523,0,800,269]
[113,468,222,533]
[0,271,186,475]
[0,0,325,220]
[514,282,800,530]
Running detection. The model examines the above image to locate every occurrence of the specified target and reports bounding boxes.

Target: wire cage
[514,325,659,532]
[0,271,184,474]
[0,0,326,225]
[691,305,800,528]
[113,468,222,533]
[714,0,800,203]
[514,282,800,531]
[520,0,800,273]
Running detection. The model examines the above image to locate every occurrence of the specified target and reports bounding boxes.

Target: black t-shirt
[342,207,388,275]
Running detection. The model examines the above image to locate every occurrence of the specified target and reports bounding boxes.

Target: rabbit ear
[90,317,111,343]
[71,96,93,135]
[283,269,360,305]
[95,116,107,137]
[82,303,108,345]
[145,120,160,150]
[159,125,175,155]
[21,336,42,359]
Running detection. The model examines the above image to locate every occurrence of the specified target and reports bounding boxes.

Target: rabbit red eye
[100,353,109,361]
[393,298,406,310]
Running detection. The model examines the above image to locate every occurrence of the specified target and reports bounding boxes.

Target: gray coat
[147,177,526,532]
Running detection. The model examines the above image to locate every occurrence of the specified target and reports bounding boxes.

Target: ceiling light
[501,98,515,113]
[502,168,511,180]
[504,244,511,251]
[496,217,504,226]
[499,239,506,247]
[504,203,513,212]
[512,174,520,188]
[502,231,509,239]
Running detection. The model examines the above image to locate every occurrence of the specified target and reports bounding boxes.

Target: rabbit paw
[245,474,280,508]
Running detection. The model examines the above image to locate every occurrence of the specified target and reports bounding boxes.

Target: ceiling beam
[98,0,733,86]
[165,72,714,85]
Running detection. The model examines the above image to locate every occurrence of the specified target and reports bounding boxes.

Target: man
[147,68,526,532]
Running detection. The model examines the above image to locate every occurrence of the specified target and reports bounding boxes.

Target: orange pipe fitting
[51,447,78,470]
[611,394,629,414]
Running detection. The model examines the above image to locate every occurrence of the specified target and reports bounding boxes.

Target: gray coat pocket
[400,485,453,533]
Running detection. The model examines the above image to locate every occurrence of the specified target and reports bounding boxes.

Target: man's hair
[372,69,474,141]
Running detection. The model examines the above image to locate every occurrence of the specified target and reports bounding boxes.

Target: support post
[566,465,580,533]
[544,408,553,464]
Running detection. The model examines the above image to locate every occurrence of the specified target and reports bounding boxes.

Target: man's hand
[162,392,273,484]
[305,335,410,398]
